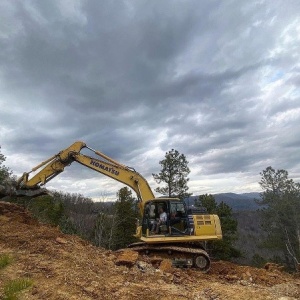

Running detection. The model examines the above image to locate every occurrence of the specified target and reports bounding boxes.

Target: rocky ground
[0,201,299,300]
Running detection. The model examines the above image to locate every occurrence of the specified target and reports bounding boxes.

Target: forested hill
[94,192,262,212]
[186,192,261,211]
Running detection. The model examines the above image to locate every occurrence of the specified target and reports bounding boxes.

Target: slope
[0,201,299,300]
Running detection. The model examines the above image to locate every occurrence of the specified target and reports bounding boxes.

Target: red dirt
[0,201,299,299]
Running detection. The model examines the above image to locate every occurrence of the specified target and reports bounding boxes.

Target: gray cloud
[1,0,300,198]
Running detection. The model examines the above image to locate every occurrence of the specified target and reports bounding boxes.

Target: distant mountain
[92,193,262,212]
[185,192,261,211]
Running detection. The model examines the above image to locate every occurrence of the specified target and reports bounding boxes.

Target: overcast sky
[1,0,300,200]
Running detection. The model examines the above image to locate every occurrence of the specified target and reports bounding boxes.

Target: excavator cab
[141,198,191,236]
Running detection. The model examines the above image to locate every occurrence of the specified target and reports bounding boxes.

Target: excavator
[15,141,222,271]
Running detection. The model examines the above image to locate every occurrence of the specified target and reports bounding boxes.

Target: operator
[170,210,181,226]
[152,206,167,234]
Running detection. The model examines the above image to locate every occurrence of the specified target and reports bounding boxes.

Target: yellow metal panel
[194,215,222,238]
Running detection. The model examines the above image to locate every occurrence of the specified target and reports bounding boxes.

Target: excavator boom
[17,141,154,213]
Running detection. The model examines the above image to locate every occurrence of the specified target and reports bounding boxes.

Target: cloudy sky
[1,0,300,200]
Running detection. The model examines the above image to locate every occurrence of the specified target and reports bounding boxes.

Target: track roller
[193,253,210,272]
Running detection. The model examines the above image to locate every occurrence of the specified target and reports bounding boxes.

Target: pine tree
[257,166,300,270]
[112,187,139,250]
[152,149,191,200]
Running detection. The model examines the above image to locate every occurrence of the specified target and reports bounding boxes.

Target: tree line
[256,167,300,270]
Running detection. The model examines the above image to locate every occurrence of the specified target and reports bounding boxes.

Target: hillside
[213,193,261,211]
[0,201,299,300]
[232,210,282,266]
[186,193,261,211]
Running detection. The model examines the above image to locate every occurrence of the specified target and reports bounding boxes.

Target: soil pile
[0,201,299,299]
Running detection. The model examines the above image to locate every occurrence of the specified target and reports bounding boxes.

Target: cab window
[170,202,186,217]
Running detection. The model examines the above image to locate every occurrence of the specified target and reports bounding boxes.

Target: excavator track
[128,242,211,272]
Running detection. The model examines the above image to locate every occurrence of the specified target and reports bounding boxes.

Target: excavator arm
[16,141,155,213]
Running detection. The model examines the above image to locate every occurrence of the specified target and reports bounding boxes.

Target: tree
[0,147,11,183]
[94,209,115,249]
[55,192,95,238]
[257,166,300,270]
[195,194,217,213]
[152,149,191,200]
[93,187,139,250]
[196,194,240,260]
[52,191,94,235]
[0,147,15,199]
[27,195,65,226]
[113,187,139,250]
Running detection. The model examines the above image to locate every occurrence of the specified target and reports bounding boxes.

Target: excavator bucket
[15,188,50,198]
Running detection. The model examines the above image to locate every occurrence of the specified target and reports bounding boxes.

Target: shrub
[3,278,33,300]
[0,254,12,270]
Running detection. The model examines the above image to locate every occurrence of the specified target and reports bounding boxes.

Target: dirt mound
[0,202,299,299]
[0,201,37,225]
[209,260,288,286]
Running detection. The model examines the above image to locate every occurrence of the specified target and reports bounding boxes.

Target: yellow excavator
[16,141,222,271]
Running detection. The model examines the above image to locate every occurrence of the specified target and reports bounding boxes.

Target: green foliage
[52,191,95,236]
[196,194,240,260]
[113,187,139,249]
[58,214,77,235]
[195,194,217,213]
[0,147,11,184]
[0,254,12,270]
[152,149,191,200]
[93,187,139,250]
[258,166,300,270]
[5,191,79,235]
[3,278,33,300]
[27,195,64,226]
[217,201,239,236]
[251,253,267,268]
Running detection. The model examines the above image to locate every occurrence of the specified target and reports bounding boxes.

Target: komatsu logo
[90,160,120,176]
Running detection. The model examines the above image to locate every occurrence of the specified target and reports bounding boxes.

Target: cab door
[141,202,155,235]
[169,201,188,232]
